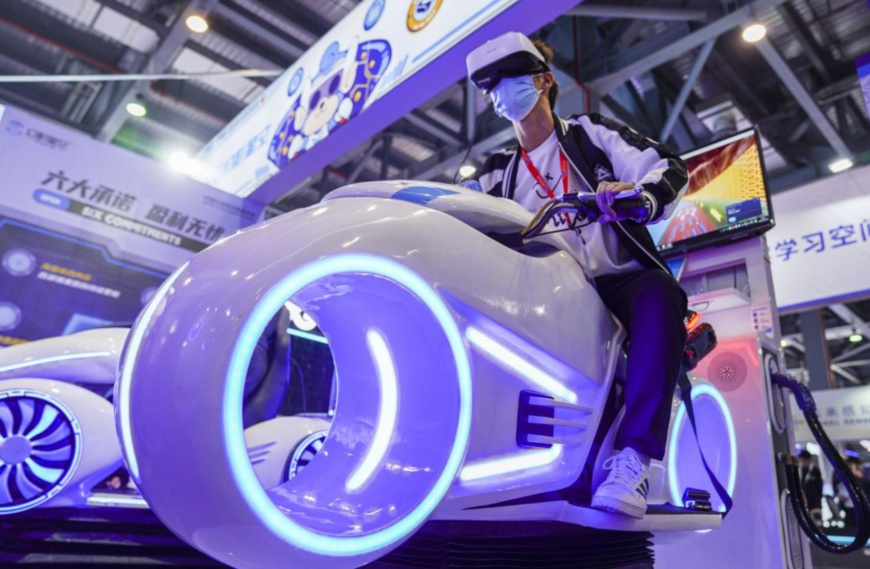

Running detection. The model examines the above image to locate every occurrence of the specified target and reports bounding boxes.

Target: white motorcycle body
[0,327,322,514]
[116,182,732,568]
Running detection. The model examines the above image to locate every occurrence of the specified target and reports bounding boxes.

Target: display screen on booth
[647,128,774,257]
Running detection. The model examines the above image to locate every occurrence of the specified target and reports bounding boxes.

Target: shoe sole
[591,495,647,519]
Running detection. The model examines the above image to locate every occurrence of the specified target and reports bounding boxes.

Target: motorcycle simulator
[111,180,869,568]
[0,182,868,567]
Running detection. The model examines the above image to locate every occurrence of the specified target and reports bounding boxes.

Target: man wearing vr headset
[466,32,689,519]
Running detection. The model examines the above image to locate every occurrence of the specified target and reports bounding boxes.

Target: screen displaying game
[647,128,774,257]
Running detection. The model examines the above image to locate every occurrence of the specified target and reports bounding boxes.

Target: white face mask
[490,75,543,122]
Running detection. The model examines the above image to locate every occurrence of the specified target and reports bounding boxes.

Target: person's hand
[596,181,638,223]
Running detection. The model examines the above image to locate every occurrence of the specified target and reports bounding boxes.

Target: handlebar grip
[611,198,648,220]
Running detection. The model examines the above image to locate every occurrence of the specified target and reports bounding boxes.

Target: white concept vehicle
[0,328,127,514]
[115,181,737,568]
[0,324,330,515]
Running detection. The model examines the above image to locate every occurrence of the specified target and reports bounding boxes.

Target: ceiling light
[125,102,147,117]
[829,158,854,173]
[741,23,767,43]
[167,150,209,181]
[849,329,863,343]
[168,151,190,171]
[458,164,477,178]
[185,14,209,33]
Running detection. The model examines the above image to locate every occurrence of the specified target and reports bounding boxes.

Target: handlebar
[521,192,648,239]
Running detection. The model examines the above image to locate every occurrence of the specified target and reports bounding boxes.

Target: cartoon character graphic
[268,38,392,168]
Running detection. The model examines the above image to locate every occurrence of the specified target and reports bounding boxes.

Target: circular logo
[407,0,442,32]
[2,248,36,277]
[0,302,22,331]
[364,0,385,30]
[287,68,304,97]
[5,120,24,136]
[707,351,748,392]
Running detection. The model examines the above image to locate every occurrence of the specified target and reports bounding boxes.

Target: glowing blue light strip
[666,383,737,510]
[286,328,328,344]
[460,445,562,482]
[828,535,870,547]
[86,494,149,508]
[0,351,112,375]
[117,262,189,482]
[346,329,398,492]
[466,326,578,405]
[224,254,472,557]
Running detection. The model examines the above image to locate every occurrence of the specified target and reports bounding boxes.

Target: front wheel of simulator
[116,252,473,569]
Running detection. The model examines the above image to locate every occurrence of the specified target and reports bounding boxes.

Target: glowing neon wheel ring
[0,390,82,514]
[120,246,474,567]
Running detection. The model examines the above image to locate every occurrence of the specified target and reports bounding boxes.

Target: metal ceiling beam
[96,0,219,142]
[582,23,689,82]
[92,0,168,36]
[835,342,870,364]
[829,304,870,342]
[183,41,274,87]
[346,139,385,184]
[567,3,711,22]
[776,3,834,83]
[588,0,790,94]
[409,125,516,181]
[660,39,715,141]
[403,111,464,146]
[212,2,305,61]
[754,37,851,158]
[784,338,861,384]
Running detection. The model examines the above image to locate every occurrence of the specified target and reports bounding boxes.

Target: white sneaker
[591,448,650,519]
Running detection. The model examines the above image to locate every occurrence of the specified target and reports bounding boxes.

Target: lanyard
[520,146,571,225]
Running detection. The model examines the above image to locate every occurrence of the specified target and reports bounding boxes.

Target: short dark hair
[798,449,812,459]
[532,39,559,109]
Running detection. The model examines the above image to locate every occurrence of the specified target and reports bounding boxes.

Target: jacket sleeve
[574,113,688,223]
[473,150,514,198]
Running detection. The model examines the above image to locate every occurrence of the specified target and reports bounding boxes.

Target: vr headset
[466,31,550,93]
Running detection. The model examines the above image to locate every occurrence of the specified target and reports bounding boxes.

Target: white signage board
[768,162,870,312]
[791,385,870,443]
[0,105,260,344]
[195,0,584,202]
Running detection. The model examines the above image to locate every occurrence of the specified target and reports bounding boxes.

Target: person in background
[798,449,823,523]
[465,32,688,519]
[833,455,870,528]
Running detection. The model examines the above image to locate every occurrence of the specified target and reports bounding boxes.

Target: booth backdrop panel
[0,104,261,345]
[768,162,870,312]
[792,385,870,443]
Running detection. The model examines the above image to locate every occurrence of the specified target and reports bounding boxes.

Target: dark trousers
[594,269,688,461]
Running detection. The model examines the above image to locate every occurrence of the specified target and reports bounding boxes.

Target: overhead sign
[195,0,584,203]
[767,162,870,312]
[792,385,870,442]
[858,52,870,119]
[0,105,261,345]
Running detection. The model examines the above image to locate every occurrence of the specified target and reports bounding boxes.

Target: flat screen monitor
[647,128,774,257]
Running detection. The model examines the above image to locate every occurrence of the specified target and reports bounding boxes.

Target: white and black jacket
[476,112,688,273]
